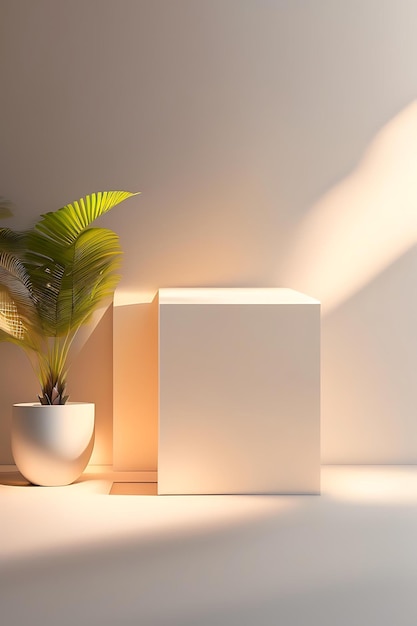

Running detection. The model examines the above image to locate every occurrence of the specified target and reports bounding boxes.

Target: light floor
[1,466,417,626]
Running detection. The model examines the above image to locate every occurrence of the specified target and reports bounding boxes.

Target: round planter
[11,402,95,486]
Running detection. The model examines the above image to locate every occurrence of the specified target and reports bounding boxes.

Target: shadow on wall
[0,306,113,465]
[280,100,417,464]
[322,244,417,463]
[282,99,417,313]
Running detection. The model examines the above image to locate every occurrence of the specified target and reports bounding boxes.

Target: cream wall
[0,0,416,466]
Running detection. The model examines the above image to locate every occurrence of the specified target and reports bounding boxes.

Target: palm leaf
[0,251,39,339]
[53,228,122,335]
[24,191,138,335]
[33,191,139,249]
[0,228,25,252]
[22,255,65,337]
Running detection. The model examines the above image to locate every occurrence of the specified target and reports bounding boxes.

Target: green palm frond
[0,250,39,339]
[33,191,139,249]
[53,227,122,334]
[0,228,25,252]
[25,191,139,335]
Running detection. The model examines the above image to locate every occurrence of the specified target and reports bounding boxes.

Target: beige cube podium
[157,288,320,494]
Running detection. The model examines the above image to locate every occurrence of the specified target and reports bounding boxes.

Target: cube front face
[158,289,320,495]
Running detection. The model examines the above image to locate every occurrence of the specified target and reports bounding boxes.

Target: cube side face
[158,302,320,494]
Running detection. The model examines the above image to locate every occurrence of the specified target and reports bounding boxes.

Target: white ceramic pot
[12,402,95,486]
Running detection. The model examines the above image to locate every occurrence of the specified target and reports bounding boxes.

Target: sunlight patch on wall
[282,100,417,313]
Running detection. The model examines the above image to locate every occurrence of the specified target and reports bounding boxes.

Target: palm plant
[0,190,138,404]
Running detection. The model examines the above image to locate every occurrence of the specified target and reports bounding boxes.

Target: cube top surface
[158,287,320,305]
